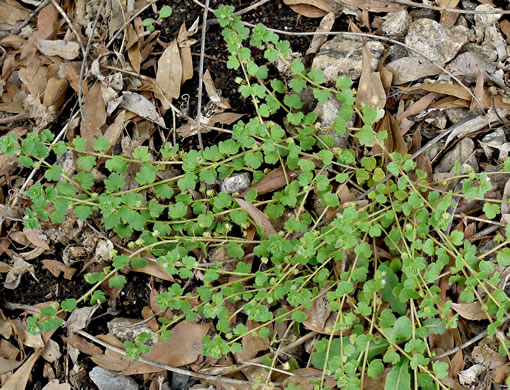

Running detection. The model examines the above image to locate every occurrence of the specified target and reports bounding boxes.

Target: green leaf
[77,156,96,172]
[52,141,67,155]
[244,152,263,169]
[323,192,339,207]
[61,299,77,313]
[287,112,304,126]
[497,248,510,266]
[159,5,172,18]
[298,159,315,172]
[136,164,157,185]
[113,255,130,269]
[105,156,127,173]
[154,184,174,199]
[72,136,87,152]
[367,359,384,378]
[227,242,244,258]
[178,173,197,191]
[313,88,331,103]
[385,358,411,390]
[289,78,306,93]
[133,146,151,161]
[271,79,285,93]
[75,171,94,191]
[432,361,449,379]
[291,310,307,323]
[45,165,62,181]
[74,205,92,220]
[284,94,303,109]
[93,136,110,152]
[483,203,500,219]
[109,274,127,289]
[105,173,125,192]
[131,257,148,268]
[308,69,324,84]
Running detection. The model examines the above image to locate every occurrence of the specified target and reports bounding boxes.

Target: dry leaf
[120,92,166,128]
[472,345,508,369]
[440,0,460,27]
[282,368,336,389]
[126,24,141,73]
[133,261,175,282]
[23,229,50,251]
[341,0,404,12]
[121,321,209,375]
[62,334,103,356]
[1,349,42,390]
[35,39,80,60]
[241,167,296,196]
[451,302,490,321]
[356,45,386,109]
[43,78,69,108]
[4,255,37,290]
[41,260,76,280]
[203,69,231,109]
[66,305,99,333]
[397,93,439,123]
[177,20,199,84]
[284,0,336,17]
[0,357,23,375]
[0,1,29,25]
[307,13,335,55]
[41,380,71,390]
[81,82,106,149]
[41,339,61,363]
[155,40,182,109]
[399,83,472,101]
[235,198,277,237]
[491,362,510,384]
[234,320,269,363]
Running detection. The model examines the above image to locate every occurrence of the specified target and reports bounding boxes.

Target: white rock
[89,367,138,390]
[405,19,469,64]
[220,173,250,194]
[382,10,410,41]
[311,36,384,83]
[458,364,485,386]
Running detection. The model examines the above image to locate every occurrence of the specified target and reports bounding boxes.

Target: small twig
[76,330,281,387]
[195,0,210,151]
[49,0,86,58]
[0,113,28,125]
[11,0,51,35]
[432,330,487,361]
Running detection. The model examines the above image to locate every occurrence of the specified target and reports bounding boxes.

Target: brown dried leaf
[81,82,106,149]
[0,357,23,375]
[64,62,88,94]
[41,380,70,390]
[235,198,277,237]
[4,255,37,290]
[472,345,508,369]
[307,13,335,55]
[41,260,76,280]
[62,334,103,356]
[396,93,439,123]
[440,0,460,27]
[303,294,342,335]
[91,344,131,372]
[43,78,69,108]
[103,110,126,150]
[282,368,337,389]
[241,167,296,196]
[0,262,11,273]
[155,40,182,109]
[356,45,386,109]
[65,305,99,333]
[132,261,175,282]
[23,229,50,250]
[35,39,80,60]
[339,0,405,12]
[451,350,464,378]
[121,321,209,375]
[1,349,42,390]
[0,0,29,25]
[126,25,141,73]
[451,302,490,321]
[399,83,472,101]
[210,112,245,125]
[177,20,199,83]
[203,69,231,109]
[374,112,407,156]
[491,362,510,384]
[119,92,166,128]
[234,320,269,363]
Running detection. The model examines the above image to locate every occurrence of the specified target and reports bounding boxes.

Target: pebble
[89,367,138,390]
[220,172,251,194]
[382,10,410,41]
[435,138,478,173]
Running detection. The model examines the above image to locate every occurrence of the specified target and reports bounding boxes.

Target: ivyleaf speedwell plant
[2,5,510,389]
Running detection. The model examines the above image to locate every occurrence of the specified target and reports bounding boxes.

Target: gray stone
[382,10,410,41]
[446,108,470,124]
[482,128,506,144]
[405,19,469,64]
[220,172,250,194]
[171,367,194,390]
[313,98,350,148]
[107,317,155,344]
[386,57,440,84]
[387,45,408,62]
[435,138,478,173]
[311,36,384,83]
[89,367,138,390]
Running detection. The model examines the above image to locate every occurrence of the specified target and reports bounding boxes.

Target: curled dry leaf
[65,305,99,333]
[235,198,277,237]
[41,260,76,280]
[155,40,182,109]
[119,92,166,128]
[132,260,175,282]
[23,228,50,251]
[0,357,23,376]
[282,368,337,389]
[307,13,336,56]
[177,19,199,84]
[356,45,386,110]
[241,166,298,196]
[0,0,30,25]
[234,320,269,363]
[35,39,80,60]
[451,302,490,321]
[62,334,103,356]
[126,24,142,73]
[491,362,510,384]
[203,69,231,110]
[340,0,405,12]
[472,345,508,369]
[4,255,37,290]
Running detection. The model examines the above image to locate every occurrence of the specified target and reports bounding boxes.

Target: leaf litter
[0,0,510,388]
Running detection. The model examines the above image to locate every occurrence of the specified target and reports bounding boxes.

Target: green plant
[2,5,510,389]
[143,5,173,33]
